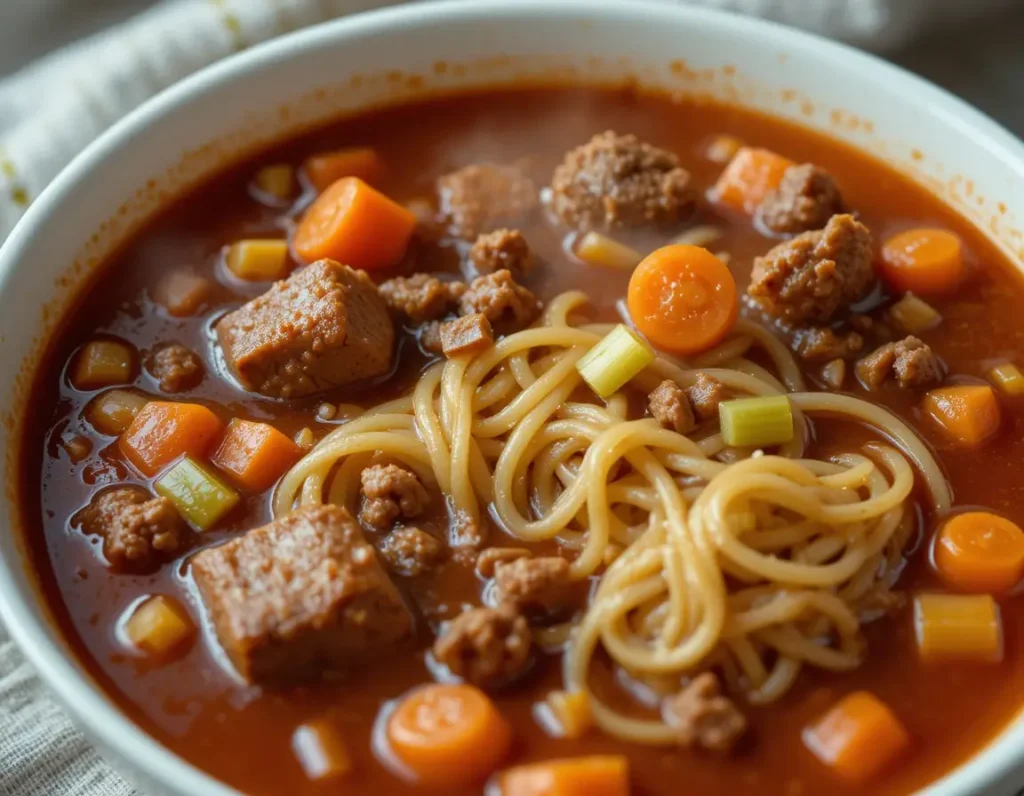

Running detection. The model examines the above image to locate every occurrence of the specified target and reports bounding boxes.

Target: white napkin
[0,1,1014,794]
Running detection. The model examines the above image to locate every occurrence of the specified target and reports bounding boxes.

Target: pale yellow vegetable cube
[254,164,295,201]
[292,721,353,780]
[125,595,194,658]
[72,340,134,390]
[86,389,149,435]
[989,362,1024,396]
[225,239,291,281]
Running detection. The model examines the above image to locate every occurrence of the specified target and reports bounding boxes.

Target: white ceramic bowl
[1,2,1023,794]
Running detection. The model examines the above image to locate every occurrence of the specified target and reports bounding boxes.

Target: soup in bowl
[1,3,1023,795]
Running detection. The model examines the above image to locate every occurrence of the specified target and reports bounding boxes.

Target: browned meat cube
[469,229,533,275]
[688,373,727,421]
[191,505,411,685]
[648,380,696,435]
[549,131,695,231]
[748,214,875,324]
[440,313,494,357]
[378,273,466,324]
[493,556,577,620]
[146,343,204,392]
[794,327,864,361]
[757,164,845,236]
[663,672,747,753]
[381,526,445,577]
[856,336,944,390]
[459,270,540,333]
[359,463,430,531]
[432,606,531,689]
[76,486,185,573]
[438,163,538,240]
[215,260,394,399]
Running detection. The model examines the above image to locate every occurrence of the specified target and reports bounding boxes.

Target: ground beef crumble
[648,380,696,434]
[76,486,185,573]
[459,269,540,332]
[359,463,430,531]
[437,163,538,240]
[469,228,533,275]
[493,556,575,620]
[549,131,696,230]
[662,672,747,753]
[380,526,445,577]
[689,373,728,421]
[432,606,531,689]
[748,214,875,325]
[378,273,466,324]
[856,336,944,390]
[146,343,204,393]
[757,164,845,236]
[794,327,865,361]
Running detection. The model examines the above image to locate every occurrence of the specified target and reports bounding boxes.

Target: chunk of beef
[192,505,411,685]
[359,463,430,531]
[794,327,864,361]
[469,229,533,275]
[648,380,696,435]
[216,260,394,399]
[856,336,944,390]
[146,343,204,393]
[475,547,533,579]
[493,556,575,620]
[381,526,445,577]
[459,270,540,333]
[432,606,531,689]
[757,164,845,236]
[688,373,727,421]
[440,313,494,357]
[77,486,185,573]
[748,214,875,324]
[550,131,696,230]
[378,274,466,324]
[663,672,747,753]
[437,163,538,240]
[419,320,444,355]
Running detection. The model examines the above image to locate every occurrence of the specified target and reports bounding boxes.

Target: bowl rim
[1,2,1022,795]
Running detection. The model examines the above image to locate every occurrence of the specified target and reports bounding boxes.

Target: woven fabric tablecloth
[0,0,1014,793]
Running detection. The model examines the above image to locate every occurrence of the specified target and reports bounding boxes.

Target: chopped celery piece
[577,325,655,398]
[719,395,794,448]
[72,340,134,389]
[86,389,148,435]
[889,293,941,333]
[575,232,642,271]
[155,455,239,531]
[989,362,1024,396]
[225,239,290,281]
[254,164,295,201]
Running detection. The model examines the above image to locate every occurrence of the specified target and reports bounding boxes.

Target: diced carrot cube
[119,401,224,476]
[803,691,910,781]
[210,418,302,492]
[922,385,1000,447]
[713,146,795,213]
[303,147,381,192]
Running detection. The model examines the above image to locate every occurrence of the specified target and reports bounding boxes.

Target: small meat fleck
[757,164,845,236]
[381,526,445,577]
[438,163,538,240]
[378,273,466,324]
[469,228,533,275]
[440,313,494,357]
[359,464,430,531]
[459,269,540,333]
[432,606,531,689]
[856,336,944,390]
[648,380,696,434]
[493,556,576,620]
[146,344,204,393]
[76,486,185,573]
[794,327,864,361]
[688,373,727,421]
[663,672,747,753]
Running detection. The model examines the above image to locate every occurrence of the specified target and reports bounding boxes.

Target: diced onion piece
[821,359,846,391]
[719,395,794,448]
[913,593,1002,663]
[253,164,295,201]
[125,595,194,658]
[225,239,291,282]
[86,389,149,436]
[62,435,93,463]
[72,340,134,390]
[989,362,1024,396]
[152,271,211,317]
[705,134,744,164]
[154,456,239,531]
[292,720,353,780]
[544,691,593,740]
[889,293,941,333]
[295,427,315,449]
[576,325,655,398]
[575,231,642,271]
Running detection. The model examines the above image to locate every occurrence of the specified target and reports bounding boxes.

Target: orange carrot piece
[803,691,910,782]
[627,244,737,354]
[304,147,381,192]
[210,418,302,492]
[713,146,794,213]
[499,756,629,796]
[913,593,1003,663]
[119,401,224,477]
[922,385,1000,447]
[933,511,1024,593]
[881,228,965,295]
[386,684,511,787]
[293,176,416,270]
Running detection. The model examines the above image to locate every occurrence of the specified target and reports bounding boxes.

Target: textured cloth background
[0,1,1017,794]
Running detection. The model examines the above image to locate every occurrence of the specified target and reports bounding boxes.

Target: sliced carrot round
[881,228,965,295]
[934,511,1024,594]
[500,755,629,796]
[386,683,512,787]
[627,244,737,355]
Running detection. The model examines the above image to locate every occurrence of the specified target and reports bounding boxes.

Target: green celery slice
[719,395,794,448]
[155,456,239,531]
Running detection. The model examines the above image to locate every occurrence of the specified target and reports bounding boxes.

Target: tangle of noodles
[274,290,950,746]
